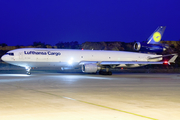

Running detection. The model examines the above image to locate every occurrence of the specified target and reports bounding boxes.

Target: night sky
[0,0,180,46]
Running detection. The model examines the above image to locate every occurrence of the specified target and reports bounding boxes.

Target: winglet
[147,26,166,44]
[168,54,178,63]
[147,53,178,65]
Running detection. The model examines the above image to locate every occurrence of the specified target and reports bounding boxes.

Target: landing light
[68,57,74,65]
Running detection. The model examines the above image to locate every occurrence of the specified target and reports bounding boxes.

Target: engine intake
[82,64,100,73]
[134,42,141,51]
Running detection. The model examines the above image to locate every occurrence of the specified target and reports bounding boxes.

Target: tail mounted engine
[134,42,141,51]
[133,42,168,53]
[133,26,169,53]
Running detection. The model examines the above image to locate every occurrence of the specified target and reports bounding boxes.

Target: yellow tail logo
[153,32,161,42]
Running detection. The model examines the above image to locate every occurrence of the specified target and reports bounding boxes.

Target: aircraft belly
[4,61,79,68]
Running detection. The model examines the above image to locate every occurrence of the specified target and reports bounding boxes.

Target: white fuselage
[1,48,162,68]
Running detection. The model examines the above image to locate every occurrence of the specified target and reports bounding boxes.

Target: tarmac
[0,70,180,120]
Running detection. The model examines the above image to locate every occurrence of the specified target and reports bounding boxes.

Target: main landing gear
[26,67,31,75]
[99,67,112,75]
[99,70,112,75]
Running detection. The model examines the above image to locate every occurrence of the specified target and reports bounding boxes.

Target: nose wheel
[26,67,31,75]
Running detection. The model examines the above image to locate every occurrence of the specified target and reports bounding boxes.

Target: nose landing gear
[26,67,31,75]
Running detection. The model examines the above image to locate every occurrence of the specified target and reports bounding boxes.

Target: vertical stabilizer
[147,26,166,44]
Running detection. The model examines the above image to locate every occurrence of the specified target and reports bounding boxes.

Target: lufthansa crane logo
[153,32,161,42]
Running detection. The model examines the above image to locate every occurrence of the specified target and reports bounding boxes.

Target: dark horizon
[1,39,179,47]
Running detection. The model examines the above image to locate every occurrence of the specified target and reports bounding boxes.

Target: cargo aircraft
[1,26,178,75]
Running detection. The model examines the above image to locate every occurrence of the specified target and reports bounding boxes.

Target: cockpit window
[6,53,14,56]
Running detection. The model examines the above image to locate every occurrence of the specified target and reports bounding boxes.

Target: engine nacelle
[134,42,141,51]
[133,42,167,53]
[82,64,100,73]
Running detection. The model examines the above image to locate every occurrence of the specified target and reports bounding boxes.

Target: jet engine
[133,42,168,53]
[82,64,100,73]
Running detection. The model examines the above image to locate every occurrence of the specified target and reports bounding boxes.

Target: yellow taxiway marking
[29,89,158,120]
[8,84,158,120]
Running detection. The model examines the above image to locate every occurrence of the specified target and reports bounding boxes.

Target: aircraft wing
[79,54,177,66]
[79,61,164,66]
[99,61,163,65]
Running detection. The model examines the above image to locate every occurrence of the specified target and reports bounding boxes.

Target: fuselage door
[19,52,24,59]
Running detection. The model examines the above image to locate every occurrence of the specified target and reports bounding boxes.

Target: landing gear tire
[99,71,112,75]
[27,72,31,75]
[107,71,112,75]
[99,70,103,75]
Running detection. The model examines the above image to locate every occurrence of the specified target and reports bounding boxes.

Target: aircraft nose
[1,55,6,62]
